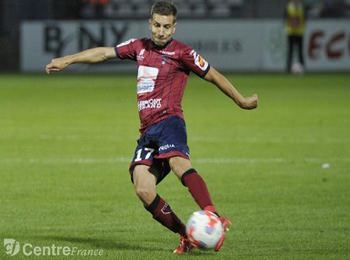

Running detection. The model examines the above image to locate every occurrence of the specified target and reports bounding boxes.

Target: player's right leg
[132,165,192,254]
[133,165,157,205]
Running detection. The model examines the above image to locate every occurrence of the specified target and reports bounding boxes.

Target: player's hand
[241,94,258,110]
[45,57,70,74]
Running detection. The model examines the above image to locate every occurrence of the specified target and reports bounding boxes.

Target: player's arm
[45,47,116,74]
[204,66,258,110]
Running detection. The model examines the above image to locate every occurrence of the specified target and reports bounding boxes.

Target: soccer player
[45,1,258,254]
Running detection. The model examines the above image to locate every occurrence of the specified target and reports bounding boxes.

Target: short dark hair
[150,1,177,20]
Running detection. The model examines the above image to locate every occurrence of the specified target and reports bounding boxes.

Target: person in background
[285,0,306,73]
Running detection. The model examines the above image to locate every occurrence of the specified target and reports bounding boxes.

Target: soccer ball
[186,210,224,249]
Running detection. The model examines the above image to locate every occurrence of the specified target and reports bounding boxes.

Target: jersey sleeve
[115,38,138,61]
[181,47,210,78]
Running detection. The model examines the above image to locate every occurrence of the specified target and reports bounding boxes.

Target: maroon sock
[181,169,218,214]
[145,195,186,236]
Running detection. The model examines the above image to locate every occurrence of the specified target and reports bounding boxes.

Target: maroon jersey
[115,38,210,133]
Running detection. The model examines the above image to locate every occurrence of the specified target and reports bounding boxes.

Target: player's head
[149,1,177,47]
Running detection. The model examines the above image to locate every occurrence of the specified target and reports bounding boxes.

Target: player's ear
[172,22,177,34]
[148,18,152,30]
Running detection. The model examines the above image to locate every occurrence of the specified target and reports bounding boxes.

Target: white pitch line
[0,157,130,164]
[0,157,349,165]
[191,136,350,144]
[304,157,350,163]
[193,158,286,164]
[0,157,285,165]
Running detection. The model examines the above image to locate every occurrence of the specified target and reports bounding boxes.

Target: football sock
[145,194,186,236]
[204,205,220,217]
[181,169,218,215]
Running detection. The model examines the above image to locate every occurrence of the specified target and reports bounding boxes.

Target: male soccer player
[46,1,258,254]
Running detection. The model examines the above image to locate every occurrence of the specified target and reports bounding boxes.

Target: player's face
[149,14,176,47]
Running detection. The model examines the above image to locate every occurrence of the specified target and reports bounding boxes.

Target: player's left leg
[155,116,230,251]
[169,156,231,251]
[169,156,218,213]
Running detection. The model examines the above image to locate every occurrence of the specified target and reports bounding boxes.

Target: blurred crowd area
[0,0,348,71]
[1,0,350,20]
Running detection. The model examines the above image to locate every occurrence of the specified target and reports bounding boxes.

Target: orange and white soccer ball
[186,210,224,249]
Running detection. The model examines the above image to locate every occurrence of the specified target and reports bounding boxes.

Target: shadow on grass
[34,236,170,252]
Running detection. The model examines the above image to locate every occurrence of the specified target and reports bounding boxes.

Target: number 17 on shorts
[133,147,155,163]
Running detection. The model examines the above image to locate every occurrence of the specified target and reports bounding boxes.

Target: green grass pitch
[0,73,349,259]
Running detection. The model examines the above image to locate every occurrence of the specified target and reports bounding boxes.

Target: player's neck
[151,38,173,49]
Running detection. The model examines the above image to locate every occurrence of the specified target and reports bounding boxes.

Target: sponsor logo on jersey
[137,65,159,94]
[137,49,145,61]
[138,98,162,111]
[159,50,175,56]
[198,55,206,67]
[191,50,209,71]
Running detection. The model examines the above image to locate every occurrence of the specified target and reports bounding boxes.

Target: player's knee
[169,156,192,178]
[135,186,147,198]
[132,165,157,204]
[135,186,155,203]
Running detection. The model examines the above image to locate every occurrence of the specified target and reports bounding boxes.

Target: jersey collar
[151,38,174,50]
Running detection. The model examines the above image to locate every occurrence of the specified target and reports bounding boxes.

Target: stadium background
[1,1,349,259]
[1,0,350,72]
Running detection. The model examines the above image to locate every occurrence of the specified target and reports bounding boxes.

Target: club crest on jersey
[161,55,168,65]
[191,50,209,71]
